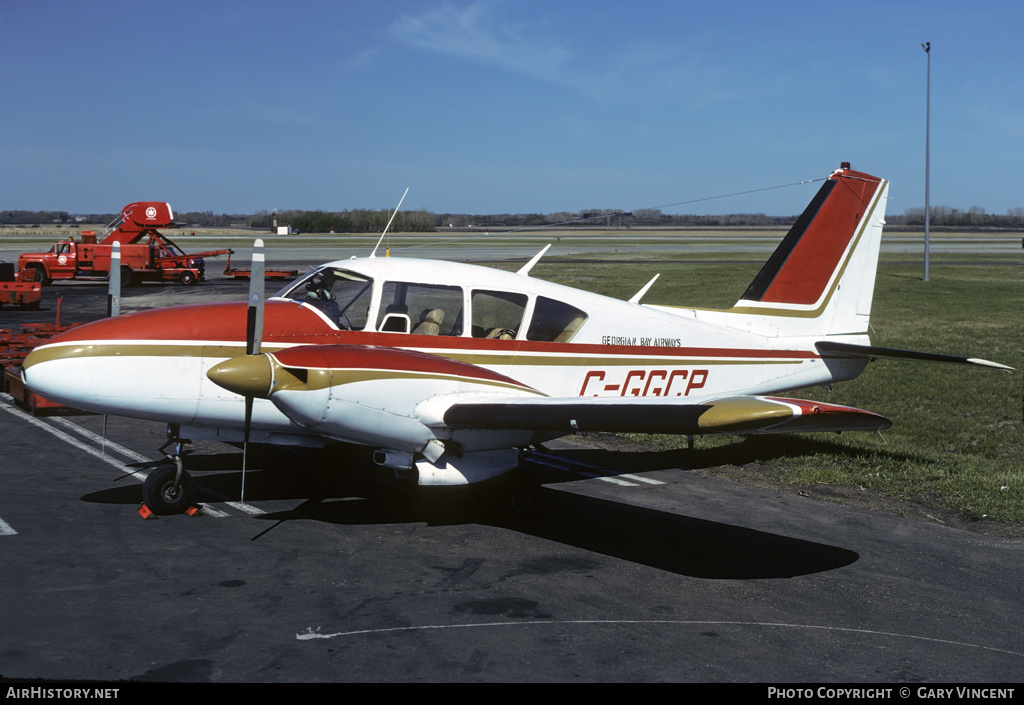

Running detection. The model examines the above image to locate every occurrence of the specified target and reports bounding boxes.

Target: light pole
[922,41,931,282]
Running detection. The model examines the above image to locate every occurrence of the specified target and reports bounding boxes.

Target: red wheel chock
[138,503,203,518]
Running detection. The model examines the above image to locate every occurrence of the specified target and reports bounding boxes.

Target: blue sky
[2,0,1021,217]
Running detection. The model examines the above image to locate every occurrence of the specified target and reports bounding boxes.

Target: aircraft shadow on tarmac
[81,444,859,581]
[549,433,926,473]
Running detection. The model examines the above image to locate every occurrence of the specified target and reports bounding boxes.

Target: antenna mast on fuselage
[370,188,410,259]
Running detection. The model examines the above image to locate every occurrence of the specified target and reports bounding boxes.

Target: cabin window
[281,268,373,330]
[526,296,588,343]
[471,290,527,340]
[377,282,463,336]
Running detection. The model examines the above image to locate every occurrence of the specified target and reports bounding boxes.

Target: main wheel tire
[142,464,195,515]
[510,481,540,515]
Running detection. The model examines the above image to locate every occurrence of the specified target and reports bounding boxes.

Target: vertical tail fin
[730,163,889,337]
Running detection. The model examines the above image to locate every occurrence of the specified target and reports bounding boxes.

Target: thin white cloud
[388,1,580,89]
[387,2,788,110]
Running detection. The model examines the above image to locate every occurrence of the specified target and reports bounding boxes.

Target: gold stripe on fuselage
[25,340,810,372]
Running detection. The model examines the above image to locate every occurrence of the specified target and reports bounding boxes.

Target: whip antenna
[371,187,409,258]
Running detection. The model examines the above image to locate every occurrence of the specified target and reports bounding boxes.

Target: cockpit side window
[526,296,588,343]
[377,282,463,336]
[471,290,527,340]
[280,268,373,330]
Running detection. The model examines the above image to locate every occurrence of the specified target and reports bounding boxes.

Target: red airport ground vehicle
[1,293,78,414]
[17,202,232,286]
[223,250,298,280]
[0,261,42,309]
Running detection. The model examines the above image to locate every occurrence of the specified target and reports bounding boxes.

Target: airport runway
[204,232,1024,266]
[1,263,1022,683]
[4,231,1022,273]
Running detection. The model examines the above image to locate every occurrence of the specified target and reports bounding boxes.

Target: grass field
[2,225,1021,528]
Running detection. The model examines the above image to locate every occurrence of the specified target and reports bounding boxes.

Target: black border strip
[740,179,837,302]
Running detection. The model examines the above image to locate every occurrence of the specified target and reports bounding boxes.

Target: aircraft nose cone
[22,346,60,398]
[207,354,275,399]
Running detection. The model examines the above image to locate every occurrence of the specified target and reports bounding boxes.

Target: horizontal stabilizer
[816,341,1014,372]
[443,395,891,436]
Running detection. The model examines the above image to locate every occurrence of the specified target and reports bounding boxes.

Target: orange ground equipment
[18,202,232,286]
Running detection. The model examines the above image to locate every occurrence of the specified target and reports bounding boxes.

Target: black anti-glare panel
[740,178,837,302]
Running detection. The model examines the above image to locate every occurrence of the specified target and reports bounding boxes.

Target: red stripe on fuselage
[43,300,818,361]
[273,344,527,387]
[46,301,328,345]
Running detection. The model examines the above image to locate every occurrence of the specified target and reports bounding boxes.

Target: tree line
[4,206,1024,231]
[891,206,1024,229]
[247,208,437,233]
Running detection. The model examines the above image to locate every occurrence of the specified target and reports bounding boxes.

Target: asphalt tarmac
[1,269,1022,684]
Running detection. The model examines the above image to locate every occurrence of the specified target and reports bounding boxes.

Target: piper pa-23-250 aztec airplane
[22,163,1012,514]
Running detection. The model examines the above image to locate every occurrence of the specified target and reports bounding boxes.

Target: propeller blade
[241,238,265,506]
[107,242,121,317]
[246,239,265,355]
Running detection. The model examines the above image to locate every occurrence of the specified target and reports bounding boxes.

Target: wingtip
[967,358,1015,373]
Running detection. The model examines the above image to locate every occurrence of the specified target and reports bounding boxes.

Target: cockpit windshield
[277,267,373,330]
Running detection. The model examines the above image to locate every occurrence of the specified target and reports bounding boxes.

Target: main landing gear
[507,472,541,516]
[141,436,198,516]
[489,462,543,518]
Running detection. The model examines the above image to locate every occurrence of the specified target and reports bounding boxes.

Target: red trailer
[1,318,81,415]
[222,250,298,280]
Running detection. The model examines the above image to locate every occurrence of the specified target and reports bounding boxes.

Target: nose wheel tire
[143,463,195,515]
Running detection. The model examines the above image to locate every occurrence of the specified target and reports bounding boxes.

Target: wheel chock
[185,505,203,517]
[138,503,157,520]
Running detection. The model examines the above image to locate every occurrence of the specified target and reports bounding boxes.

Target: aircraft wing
[204,344,890,455]
[442,395,892,435]
[816,341,1014,372]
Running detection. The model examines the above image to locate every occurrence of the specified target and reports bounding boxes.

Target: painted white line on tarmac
[573,471,664,487]
[0,395,142,477]
[49,416,259,516]
[529,453,665,487]
[294,619,1024,659]
[616,474,665,485]
[578,474,634,486]
[0,394,245,517]
[50,416,152,464]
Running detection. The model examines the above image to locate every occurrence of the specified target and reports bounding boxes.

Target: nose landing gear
[141,434,199,516]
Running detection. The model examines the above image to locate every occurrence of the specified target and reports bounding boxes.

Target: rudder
[731,163,888,336]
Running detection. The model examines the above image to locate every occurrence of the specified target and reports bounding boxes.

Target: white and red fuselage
[24,166,899,484]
